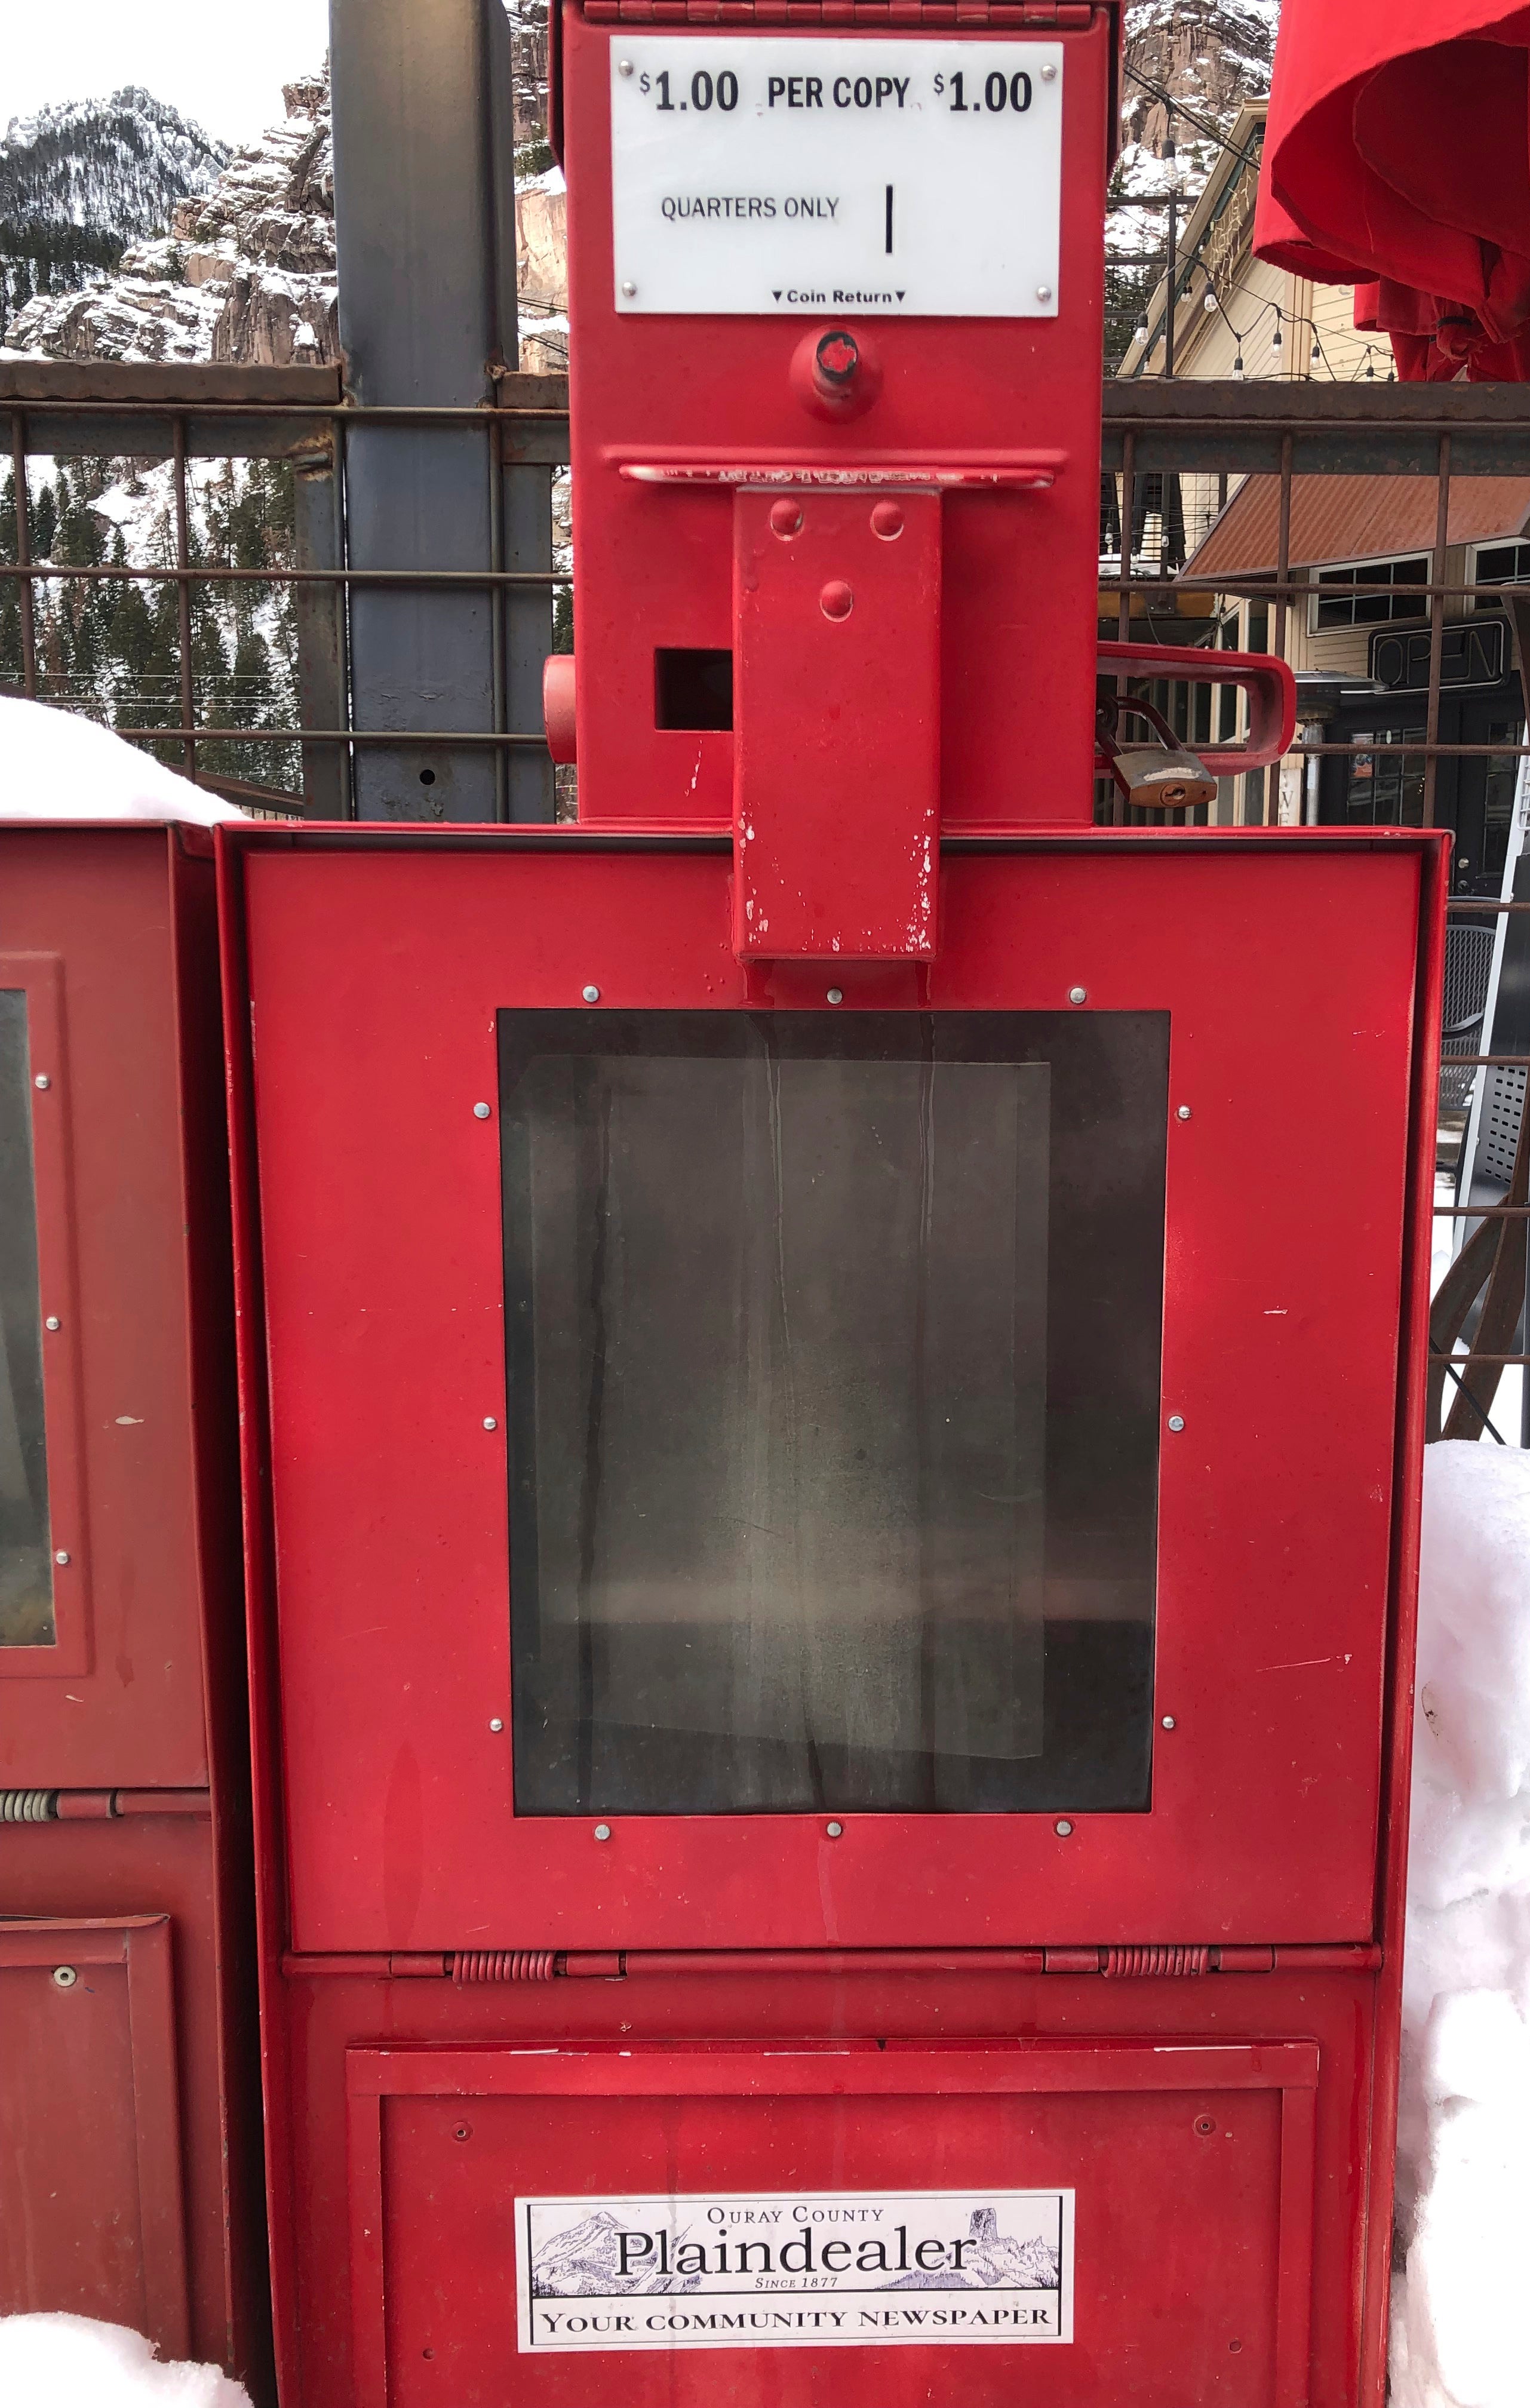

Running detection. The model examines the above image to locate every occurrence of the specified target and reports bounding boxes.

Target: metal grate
[1478,1068,1528,1187]
[1442,920,1497,1111]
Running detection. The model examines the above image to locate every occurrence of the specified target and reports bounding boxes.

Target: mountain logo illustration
[530,2209,701,2299]
[881,2206,1061,2292]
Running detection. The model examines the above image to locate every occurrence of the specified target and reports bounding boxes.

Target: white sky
[2,0,331,147]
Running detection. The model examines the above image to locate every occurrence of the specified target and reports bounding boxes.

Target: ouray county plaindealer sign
[515,2188,1074,2352]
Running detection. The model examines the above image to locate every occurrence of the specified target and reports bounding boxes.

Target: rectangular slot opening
[655,647,733,731]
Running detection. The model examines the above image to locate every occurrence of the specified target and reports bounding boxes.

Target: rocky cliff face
[1106,1,1278,365]
[0,88,228,328]
[517,168,567,373]
[1119,1,1277,194]
[4,73,338,368]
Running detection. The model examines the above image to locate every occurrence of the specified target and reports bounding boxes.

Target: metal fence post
[330,0,547,821]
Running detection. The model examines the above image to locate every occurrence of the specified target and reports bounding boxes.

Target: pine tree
[0,597,21,690]
[32,483,57,561]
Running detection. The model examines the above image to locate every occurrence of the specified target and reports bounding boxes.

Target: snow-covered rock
[1391,1440,1530,2408]
[1119,0,1279,194]
[0,2315,249,2407]
[5,75,337,370]
[0,697,247,823]
[0,90,228,331]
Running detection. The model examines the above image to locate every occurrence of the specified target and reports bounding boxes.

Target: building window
[1473,540,1530,607]
[1311,557,1428,632]
[1345,733,1426,828]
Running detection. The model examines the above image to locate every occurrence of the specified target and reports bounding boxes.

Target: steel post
[330,0,548,821]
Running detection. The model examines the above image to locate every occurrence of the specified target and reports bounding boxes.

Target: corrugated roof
[1181,475,1530,580]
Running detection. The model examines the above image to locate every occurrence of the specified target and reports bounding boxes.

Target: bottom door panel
[0,1916,189,2355]
[347,2042,1316,2408]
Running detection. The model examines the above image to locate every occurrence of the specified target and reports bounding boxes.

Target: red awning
[1254,5,1530,380]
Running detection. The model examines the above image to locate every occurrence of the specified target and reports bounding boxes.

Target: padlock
[1110,742,1219,812]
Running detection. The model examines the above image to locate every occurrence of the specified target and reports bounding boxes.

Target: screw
[1176,1105,1192,1121]
[582,984,601,1003]
[489,1717,505,1733]
[769,499,803,539]
[473,1101,491,1120]
[1068,986,1087,1005]
[617,57,634,75]
[1196,2116,1216,2137]
[1055,1819,1073,1837]
[45,1316,60,1331]
[453,2123,472,2141]
[620,281,637,299]
[1040,61,1058,80]
[33,1073,50,1091]
[54,1550,70,1566]
[1162,1715,1176,1731]
[870,501,904,542]
[825,1820,844,1838]
[483,1417,498,1431]
[52,1965,77,1988]
[594,1822,612,1841]
[1036,285,1054,303]
[1168,1415,1185,1433]
[819,580,854,622]
[827,988,844,1006]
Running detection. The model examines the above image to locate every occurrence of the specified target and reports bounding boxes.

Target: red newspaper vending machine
[224,8,1444,2406]
[0,824,266,2391]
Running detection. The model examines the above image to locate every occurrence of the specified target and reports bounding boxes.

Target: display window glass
[0,990,54,1648]
[502,1010,1166,1817]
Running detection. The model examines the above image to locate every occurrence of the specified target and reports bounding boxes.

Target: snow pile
[0,697,247,823]
[0,2316,249,2407]
[1391,1440,1530,2408]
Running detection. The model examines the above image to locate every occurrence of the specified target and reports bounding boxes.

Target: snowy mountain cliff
[5,74,337,369]
[0,88,228,330]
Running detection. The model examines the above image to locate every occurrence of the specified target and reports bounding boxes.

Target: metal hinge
[584,4,1096,26]
[1042,1945,1381,1976]
[279,1941,1384,1982]
[0,1786,212,1821]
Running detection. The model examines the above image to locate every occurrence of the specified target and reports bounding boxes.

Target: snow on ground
[0,696,247,822]
[0,2315,250,2407]
[1391,1440,1530,2408]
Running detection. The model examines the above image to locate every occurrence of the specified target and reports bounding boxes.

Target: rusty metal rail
[7,362,1530,1431]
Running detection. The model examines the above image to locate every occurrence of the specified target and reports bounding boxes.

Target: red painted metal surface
[734,487,941,958]
[0,1916,188,2354]
[559,6,1114,828]
[233,834,1420,1956]
[1095,643,1296,782]
[237,1945,1391,2408]
[347,2042,1318,2408]
[222,17,1429,2408]
[0,829,267,2395]
[219,816,1439,2408]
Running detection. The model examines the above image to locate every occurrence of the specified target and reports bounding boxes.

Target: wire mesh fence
[5,366,1530,1434]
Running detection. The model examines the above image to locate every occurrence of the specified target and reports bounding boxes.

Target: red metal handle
[1097,641,1296,777]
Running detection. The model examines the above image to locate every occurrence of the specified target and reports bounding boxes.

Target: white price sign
[609,38,1063,318]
